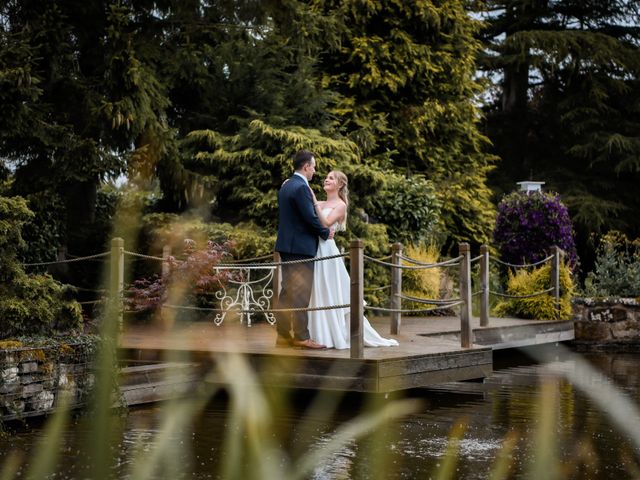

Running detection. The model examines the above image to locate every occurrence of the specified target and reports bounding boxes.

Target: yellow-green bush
[401,243,443,316]
[494,263,574,320]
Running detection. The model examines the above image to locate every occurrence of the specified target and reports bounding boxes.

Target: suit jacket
[275,174,330,257]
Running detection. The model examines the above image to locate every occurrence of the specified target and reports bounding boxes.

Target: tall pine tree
[475,0,640,270]
[311,0,497,248]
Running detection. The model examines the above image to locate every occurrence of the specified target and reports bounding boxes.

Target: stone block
[2,398,25,415]
[1,366,19,384]
[0,383,22,395]
[574,322,611,341]
[610,320,640,340]
[58,373,76,389]
[22,382,43,396]
[19,361,38,374]
[29,390,54,412]
[0,355,17,366]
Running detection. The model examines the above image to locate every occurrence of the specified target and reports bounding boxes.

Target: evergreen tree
[311,0,497,249]
[0,0,171,259]
[475,0,640,271]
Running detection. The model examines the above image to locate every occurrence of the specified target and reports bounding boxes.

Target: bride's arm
[309,188,332,228]
[313,201,332,227]
[322,202,346,227]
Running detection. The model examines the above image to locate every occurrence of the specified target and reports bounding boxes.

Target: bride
[308,170,399,349]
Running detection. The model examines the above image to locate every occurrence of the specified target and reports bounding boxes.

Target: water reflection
[1,346,640,479]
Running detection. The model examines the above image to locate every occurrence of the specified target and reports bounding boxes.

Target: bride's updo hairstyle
[331,170,349,230]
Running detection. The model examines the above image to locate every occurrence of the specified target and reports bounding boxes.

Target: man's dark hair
[293,150,314,171]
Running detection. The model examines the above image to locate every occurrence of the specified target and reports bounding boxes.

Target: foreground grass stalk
[527,381,559,480]
[290,398,423,480]
[489,430,518,480]
[25,392,71,480]
[434,420,467,480]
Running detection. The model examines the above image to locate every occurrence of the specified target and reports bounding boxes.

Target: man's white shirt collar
[294,171,309,186]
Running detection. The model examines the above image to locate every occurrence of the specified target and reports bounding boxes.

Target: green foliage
[17,191,66,268]
[401,243,444,316]
[0,276,83,338]
[141,213,275,262]
[476,0,640,268]
[368,174,440,245]
[0,196,83,339]
[584,231,640,298]
[314,0,497,246]
[349,216,391,308]
[184,119,361,227]
[2,0,499,264]
[494,264,574,320]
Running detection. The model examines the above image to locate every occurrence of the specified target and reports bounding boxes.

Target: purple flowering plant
[493,191,578,269]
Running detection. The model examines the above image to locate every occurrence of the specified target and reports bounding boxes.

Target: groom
[275,150,332,349]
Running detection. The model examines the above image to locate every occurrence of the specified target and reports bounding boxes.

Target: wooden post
[350,239,364,359]
[551,245,561,320]
[272,251,281,309]
[110,237,125,333]
[162,245,171,278]
[459,243,472,348]
[390,242,403,335]
[480,244,490,327]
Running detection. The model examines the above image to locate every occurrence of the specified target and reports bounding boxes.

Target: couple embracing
[274,150,399,350]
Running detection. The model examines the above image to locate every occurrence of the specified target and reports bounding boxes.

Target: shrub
[141,214,275,261]
[401,243,448,316]
[348,215,391,309]
[0,196,83,339]
[368,173,440,245]
[125,239,235,321]
[493,191,578,269]
[494,263,574,320]
[584,231,640,297]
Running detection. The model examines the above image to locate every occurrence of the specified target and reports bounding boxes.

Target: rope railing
[366,301,463,315]
[365,284,391,292]
[227,254,273,263]
[489,287,554,299]
[397,254,462,269]
[20,236,565,354]
[364,254,462,270]
[21,251,110,267]
[397,293,462,305]
[123,250,166,262]
[78,299,106,305]
[216,252,347,269]
[68,285,108,293]
[160,303,350,314]
[490,254,554,268]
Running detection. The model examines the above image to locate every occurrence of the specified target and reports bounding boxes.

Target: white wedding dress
[308,208,399,349]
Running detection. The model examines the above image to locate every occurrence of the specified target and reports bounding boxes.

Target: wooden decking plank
[118,315,574,393]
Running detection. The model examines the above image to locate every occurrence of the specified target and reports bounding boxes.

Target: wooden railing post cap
[458,242,470,253]
[350,238,364,248]
[392,242,402,252]
[480,244,488,253]
[112,237,124,247]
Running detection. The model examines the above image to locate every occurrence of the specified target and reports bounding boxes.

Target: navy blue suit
[275,174,330,341]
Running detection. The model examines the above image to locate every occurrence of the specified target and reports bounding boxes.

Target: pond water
[2,344,639,479]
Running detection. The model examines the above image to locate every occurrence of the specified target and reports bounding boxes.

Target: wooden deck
[119,315,574,394]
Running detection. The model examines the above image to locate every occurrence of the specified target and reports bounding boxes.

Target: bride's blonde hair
[331,170,349,229]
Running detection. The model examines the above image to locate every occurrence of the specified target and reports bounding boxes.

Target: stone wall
[572,297,640,351]
[0,342,95,421]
